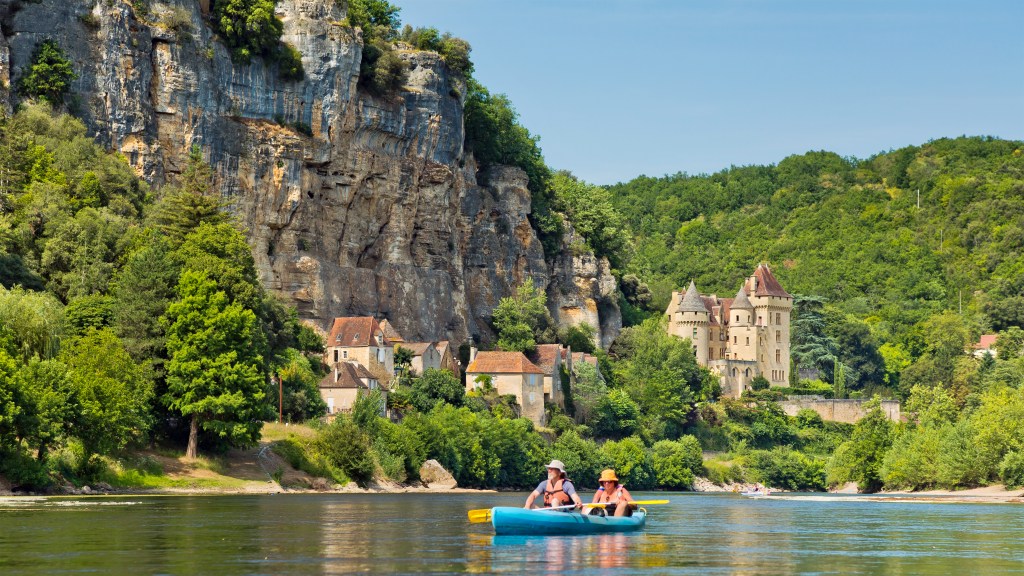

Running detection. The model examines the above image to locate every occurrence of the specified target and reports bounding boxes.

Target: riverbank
[829,482,1024,504]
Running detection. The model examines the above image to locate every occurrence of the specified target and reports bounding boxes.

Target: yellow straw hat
[599,469,619,483]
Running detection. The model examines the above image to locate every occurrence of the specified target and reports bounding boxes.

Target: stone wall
[780,397,901,424]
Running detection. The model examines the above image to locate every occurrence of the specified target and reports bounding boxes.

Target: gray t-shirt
[535,479,576,498]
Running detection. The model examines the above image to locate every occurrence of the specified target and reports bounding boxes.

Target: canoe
[490,506,647,536]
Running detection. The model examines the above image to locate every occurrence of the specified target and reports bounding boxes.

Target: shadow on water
[2,492,1024,574]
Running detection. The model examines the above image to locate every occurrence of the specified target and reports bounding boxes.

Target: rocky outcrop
[547,221,621,349]
[0,0,620,347]
[419,459,457,489]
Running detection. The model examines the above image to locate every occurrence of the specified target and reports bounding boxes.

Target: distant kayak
[490,507,647,536]
[742,491,771,497]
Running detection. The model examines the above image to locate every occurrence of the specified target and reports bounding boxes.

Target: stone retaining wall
[780,397,901,424]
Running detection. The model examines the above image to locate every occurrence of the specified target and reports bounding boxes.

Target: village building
[325,316,394,383]
[972,334,998,359]
[666,264,793,398]
[379,319,405,345]
[319,361,385,418]
[400,341,441,375]
[434,341,460,376]
[465,350,547,426]
[526,344,565,409]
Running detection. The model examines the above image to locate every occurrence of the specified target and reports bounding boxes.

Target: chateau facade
[666,264,792,398]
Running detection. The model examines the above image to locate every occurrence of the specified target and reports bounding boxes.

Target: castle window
[732,368,737,376]
[709,348,714,359]
[776,350,781,362]
[776,313,781,324]
[334,350,339,362]
[776,330,781,343]
[758,315,763,325]
[733,336,737,344]
[735,315,739,322]
[745,368,750,377]
[746,337,750,345]
[692,327,697,339]
[343,350,348,359]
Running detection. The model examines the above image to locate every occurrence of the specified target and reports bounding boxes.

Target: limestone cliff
[0,0,620,347]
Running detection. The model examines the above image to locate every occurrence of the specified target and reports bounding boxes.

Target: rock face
[418,459,457,490]
[0,0,620,346]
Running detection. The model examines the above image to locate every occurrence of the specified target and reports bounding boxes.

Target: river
[1,492,1022,574]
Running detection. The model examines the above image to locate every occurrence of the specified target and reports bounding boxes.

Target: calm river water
[1,492,1023,574]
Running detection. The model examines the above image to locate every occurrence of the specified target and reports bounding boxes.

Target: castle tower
[671,280,710,365]
[729,287,757,362]
[745,264,793,386]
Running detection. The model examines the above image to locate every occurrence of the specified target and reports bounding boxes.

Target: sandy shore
[827,483,1024,504]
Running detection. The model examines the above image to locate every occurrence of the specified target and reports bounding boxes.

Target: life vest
[543,478,573,507]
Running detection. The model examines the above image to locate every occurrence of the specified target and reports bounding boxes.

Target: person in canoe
[524,460,583,510]
[590,469,635,517]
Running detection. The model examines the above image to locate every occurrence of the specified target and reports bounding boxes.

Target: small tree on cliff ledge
[162,270,265,459]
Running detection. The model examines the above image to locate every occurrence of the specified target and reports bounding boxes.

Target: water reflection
[2,493,1024,574]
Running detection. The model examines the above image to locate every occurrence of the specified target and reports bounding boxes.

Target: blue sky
[398,1,1024,185]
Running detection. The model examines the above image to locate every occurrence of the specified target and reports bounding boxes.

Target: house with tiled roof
[319,361,385,419]
[666,263,793,398]
[972,334,998,359]
[324,317,393,384]
[398,342,440,375]
[465,350,547,425]
[527,344,565,409]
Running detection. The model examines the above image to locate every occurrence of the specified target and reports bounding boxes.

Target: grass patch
[271,437,348,485]
[261,421,318,442]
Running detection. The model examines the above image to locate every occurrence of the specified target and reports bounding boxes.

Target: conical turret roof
[732,287,753,310]
[676,281,708,313]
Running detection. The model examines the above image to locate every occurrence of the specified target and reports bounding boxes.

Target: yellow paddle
[467,500,670,523]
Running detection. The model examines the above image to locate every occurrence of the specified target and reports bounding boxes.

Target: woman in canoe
[523,460,583,510]
[591,469,635,517]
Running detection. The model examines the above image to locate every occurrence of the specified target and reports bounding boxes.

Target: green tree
[826,397,893,492]
[593,388,641,439]
[162,271,266,458]
[212,0,283,63]
[63,329,153,456]
[651,436,703,489]
[0,286,64,361]
[19,39,77,105]
[275,348,327,422]
[11,357,77,462]
[570,361,606,424]
[600,436,654,490]
[410,368,464,413]
[492,281,551,353]
[149,147,230,245]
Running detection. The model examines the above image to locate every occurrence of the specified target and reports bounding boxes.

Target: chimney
[333,365,338,382]
[470,345,478,362]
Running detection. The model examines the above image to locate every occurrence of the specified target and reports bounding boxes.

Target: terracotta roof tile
[327,317,389,348]
[974,334,997,350]
[399,342,434,356]
[320,361,376,389]
[466,351,545,374]
[379,319,405,343]
[750,264,791,298]
[571,352,599,368]
[526,344,561,374]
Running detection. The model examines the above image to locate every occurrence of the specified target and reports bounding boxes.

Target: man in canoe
[590,469,635,517]
[523,460,583,510]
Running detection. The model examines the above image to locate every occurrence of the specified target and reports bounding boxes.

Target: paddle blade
[467,508,493,523]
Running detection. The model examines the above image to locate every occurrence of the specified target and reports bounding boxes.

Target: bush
[398,25,473,80]
[702,459,746,485]
[1000,451,1024,488]
[162,7,194,39]
[795,408,824,429]
[317,418,375,486]
[747,447,826,491]
[274,43,305,82]
[410,368,464,413]
[359,40,407,95]
[19,39,77,105]
[651,436,702,489]
[750,375,770,391]
[550,430,602,489]
[600,436,654,490]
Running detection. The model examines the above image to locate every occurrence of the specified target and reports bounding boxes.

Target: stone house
[465,350,547,426]
[319,361,386,418]
[400,342,441,375]
[666,264,793,398]
[435,340,460,376]
[527,344,565,409]
[565,349,604,387]
[325,316,394,384]
[972,334,997,359]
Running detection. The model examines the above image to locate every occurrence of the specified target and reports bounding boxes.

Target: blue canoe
[490,507,647,536]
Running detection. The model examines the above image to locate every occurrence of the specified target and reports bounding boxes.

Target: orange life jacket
[543,478,572,507]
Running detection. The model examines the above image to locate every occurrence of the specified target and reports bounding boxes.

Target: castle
[665,264,792,398]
